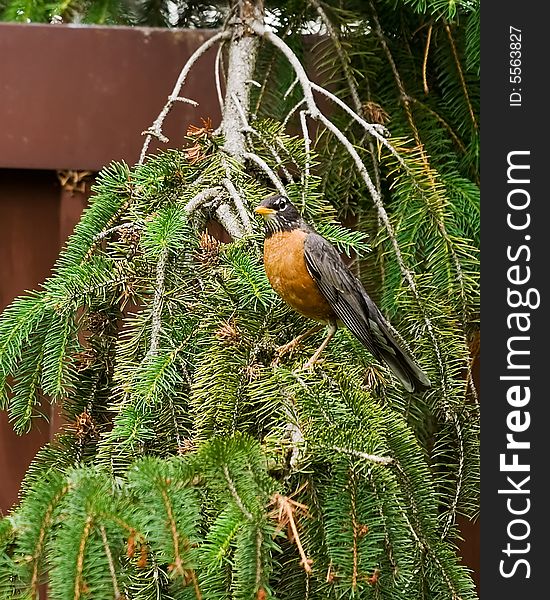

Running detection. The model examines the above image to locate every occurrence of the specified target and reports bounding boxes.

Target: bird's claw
[275,340,300,357]
[299,357,324,372]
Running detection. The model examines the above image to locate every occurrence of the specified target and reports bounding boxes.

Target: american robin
[255,195,431,393]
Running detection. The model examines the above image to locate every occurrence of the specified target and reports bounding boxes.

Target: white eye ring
[278,200,287,211]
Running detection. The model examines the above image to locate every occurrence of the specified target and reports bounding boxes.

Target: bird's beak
[254,206,276,216]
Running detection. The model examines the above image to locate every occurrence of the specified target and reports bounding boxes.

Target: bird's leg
[302,321,338,370]
[275,324,324,359]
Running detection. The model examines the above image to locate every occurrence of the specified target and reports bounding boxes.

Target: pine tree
[0,0,479,598]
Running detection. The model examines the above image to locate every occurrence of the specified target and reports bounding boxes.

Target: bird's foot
[299,357,324,371]
[272,325,324,366]
[271,344,297,367]
[275,339,302,358]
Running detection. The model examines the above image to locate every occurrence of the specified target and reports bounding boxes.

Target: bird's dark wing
[303,232,430,392]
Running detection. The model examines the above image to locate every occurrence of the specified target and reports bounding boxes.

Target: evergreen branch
[99,525,121,600]
[444,22,478,132]
[222,177,253,233]
[406,96,467,154]
[441,413,465,538]
[215,203,246,239]
[368,5,476,408]
[184,187,222,213]
[299,111,311,191]
[0,294,48,382]
[255,527,264,591]
[139,30,231,164]
[74,514,94,600]
[159,485,199,596]
[309,0,362,113]
[349,471,359,590]
[390,461,466,599]
[30,484,70,599]
[331,446,393,465]
[222,465,254,522]
[147,247,169,356]
[41,313,75,399]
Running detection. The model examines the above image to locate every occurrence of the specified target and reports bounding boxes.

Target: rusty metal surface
[0,23,221,171]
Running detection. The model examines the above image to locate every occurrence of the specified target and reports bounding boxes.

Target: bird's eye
[278,200,287,211]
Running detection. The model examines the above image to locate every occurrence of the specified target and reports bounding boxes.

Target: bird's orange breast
[263,230,335,322]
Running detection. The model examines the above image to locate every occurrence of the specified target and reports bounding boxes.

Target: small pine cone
[196,232,221,265]
[361,101,390,125]
[216,319,241,346]
[86,311,110,335]
[74,410,97,441]
[118,225,142,248]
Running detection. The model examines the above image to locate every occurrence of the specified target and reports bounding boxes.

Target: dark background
[482,2,548,596]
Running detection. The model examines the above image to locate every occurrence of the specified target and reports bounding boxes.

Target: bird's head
[254,195,302,233]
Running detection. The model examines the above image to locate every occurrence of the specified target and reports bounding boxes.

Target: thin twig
[215,41,226,115]
[184,187,222,214]
[93,222,142,242]
[222,464,254,521]
[270,494,312,573]
[222,177,252,233]
[299,110,311,184]
[310,83,395,160]
[284,76,299,99]
[422,23,433,95]
[139,31,231,165]
[231,92,294,183]
[406,96,467,154]
[331,446,393,465]
[100,525,121,599]
[282,98,306,129]
[147,248,169,356]
[444,22,478,132]
[243,152,287,195]
[74,515,94,600]
[309,0,362,112]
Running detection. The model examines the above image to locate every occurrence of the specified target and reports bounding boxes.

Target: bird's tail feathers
[378,344,431,393]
